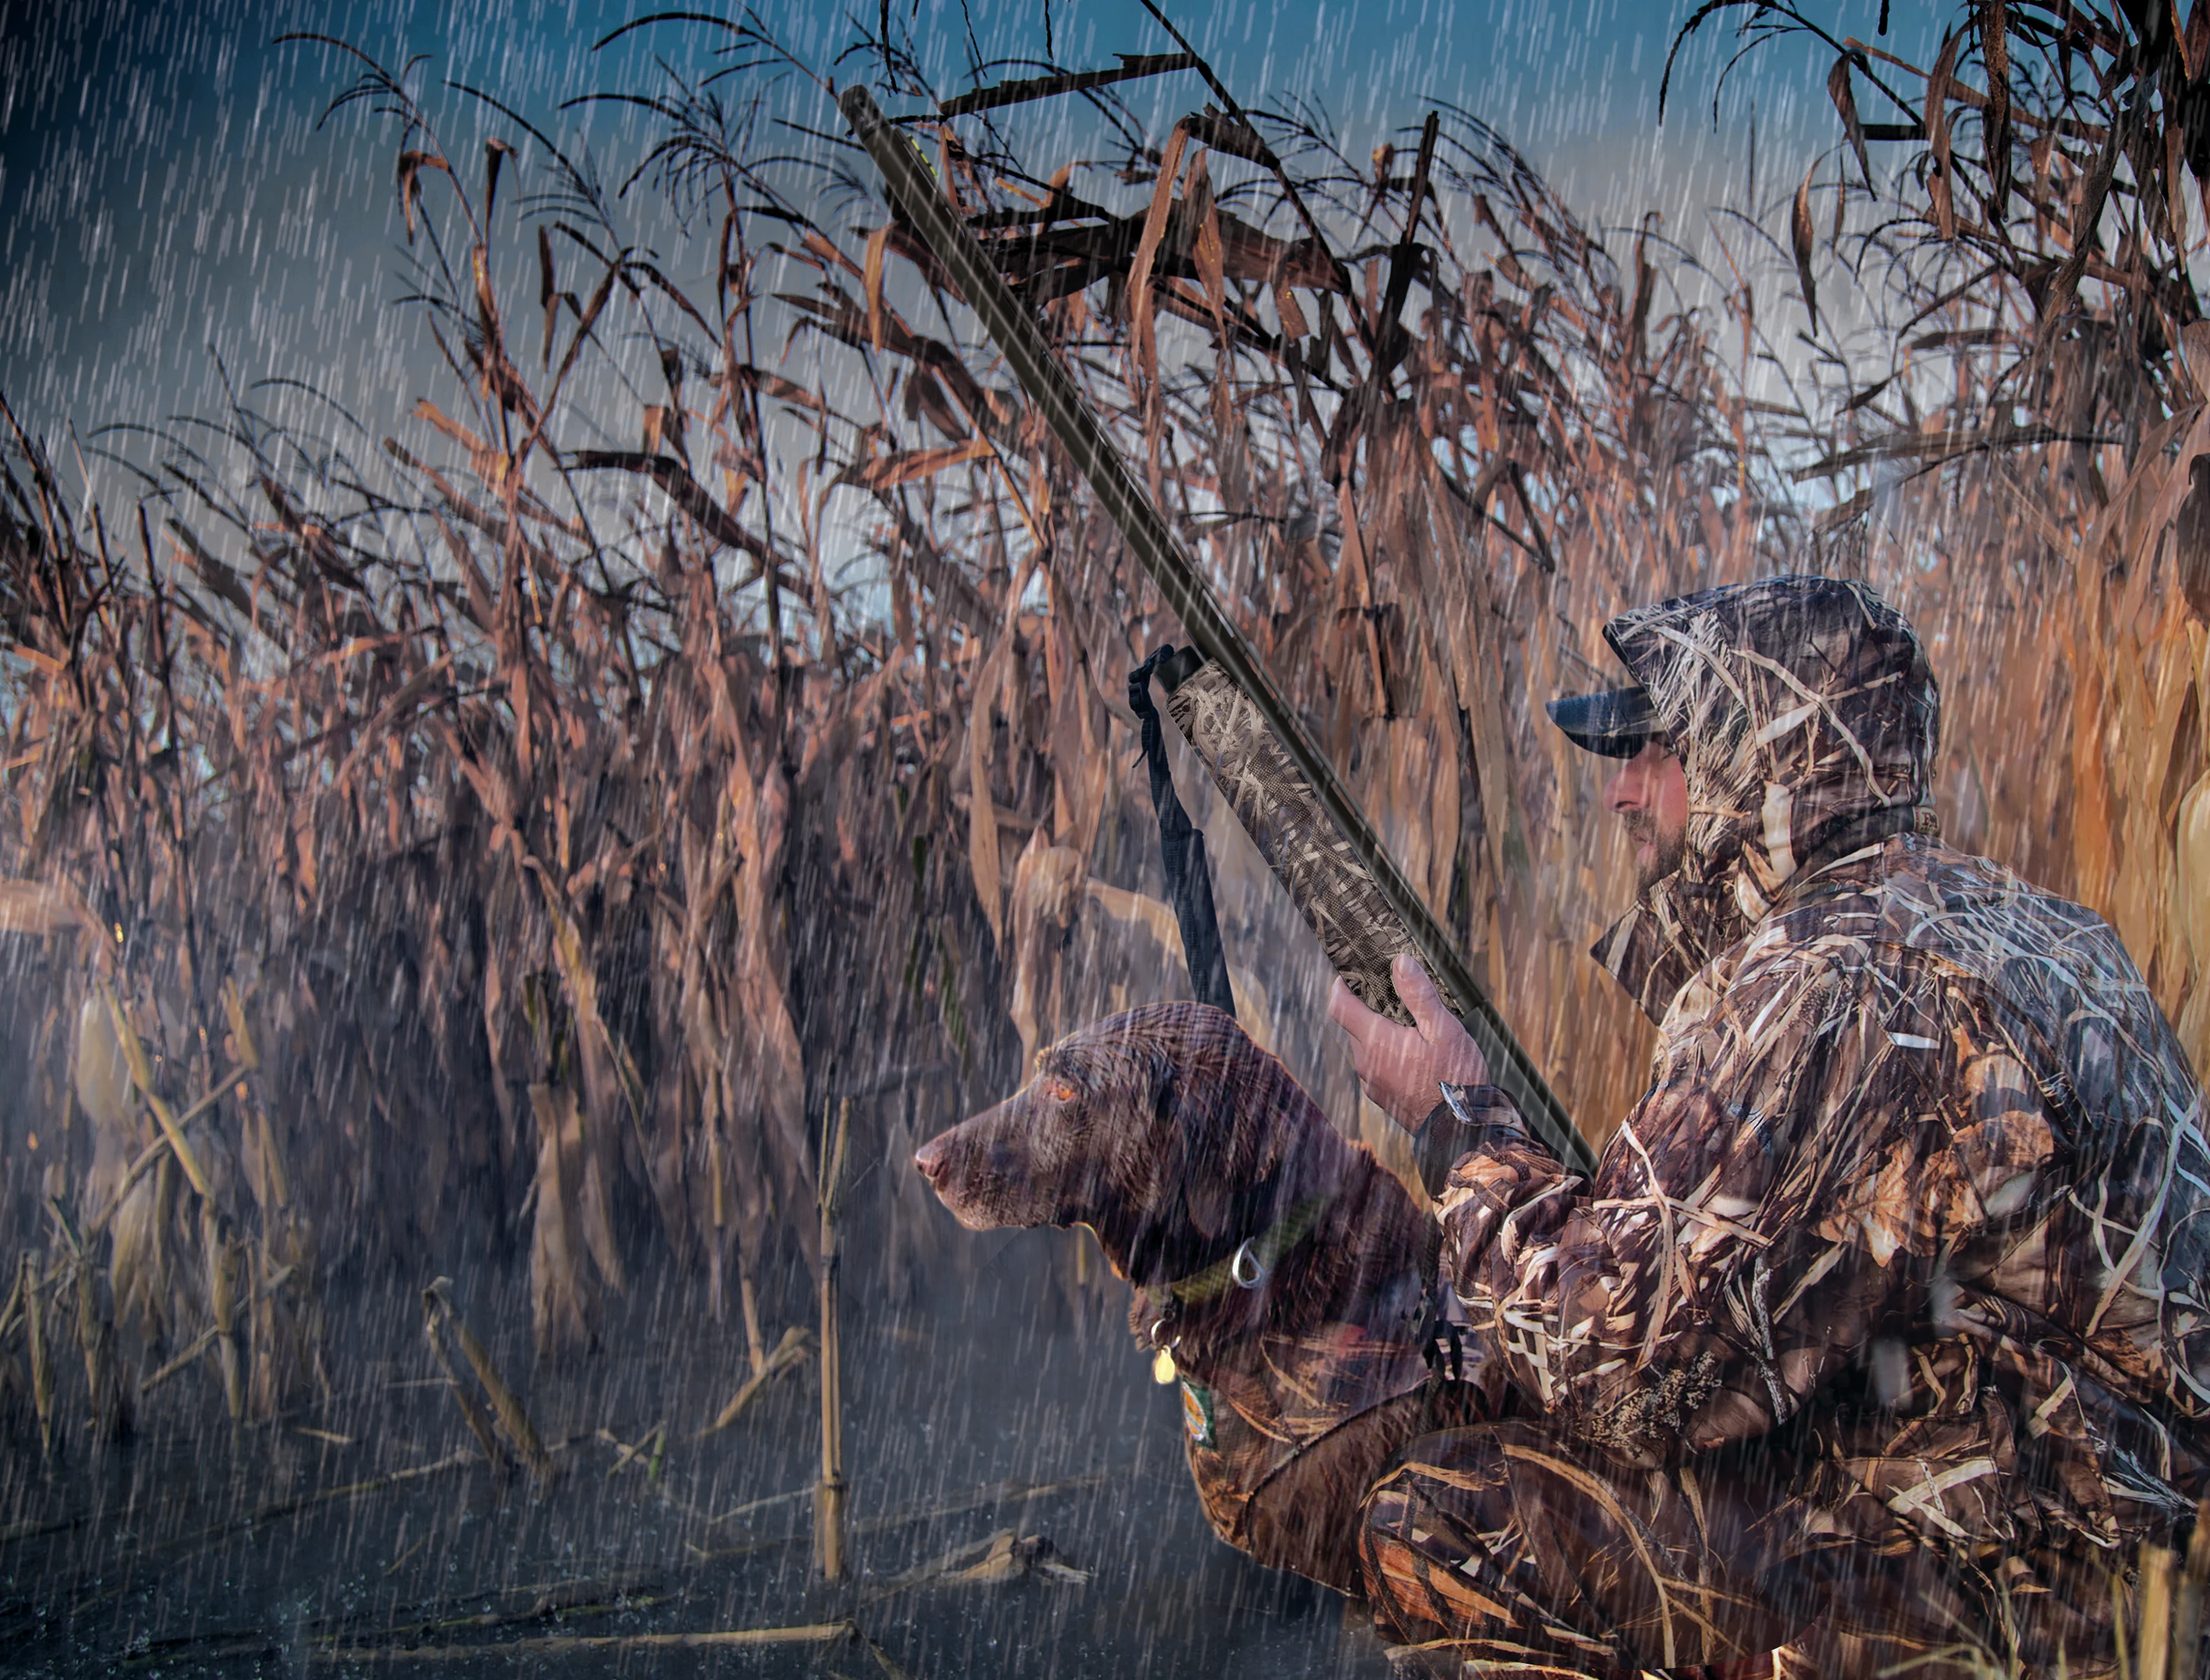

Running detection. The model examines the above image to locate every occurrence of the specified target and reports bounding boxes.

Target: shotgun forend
[1160,657,1414,1028]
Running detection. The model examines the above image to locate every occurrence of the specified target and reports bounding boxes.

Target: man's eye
[1042,1078,1080,1103]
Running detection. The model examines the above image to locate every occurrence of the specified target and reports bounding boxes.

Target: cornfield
[0,3,2201,1575]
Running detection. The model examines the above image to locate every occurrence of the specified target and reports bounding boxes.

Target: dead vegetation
[0,1,2200,1538]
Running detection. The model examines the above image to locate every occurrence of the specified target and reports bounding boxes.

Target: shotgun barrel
[838,86,1592,1177]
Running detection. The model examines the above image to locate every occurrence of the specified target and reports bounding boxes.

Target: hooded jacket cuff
[1412,1083,1550,1197]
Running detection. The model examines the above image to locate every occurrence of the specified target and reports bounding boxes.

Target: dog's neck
[1096,1131,1337,1297]
[1125,1148,1438,1375]
[1158,1190,1334,1307]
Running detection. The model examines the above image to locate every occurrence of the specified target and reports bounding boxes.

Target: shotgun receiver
[838,86,1593,1177]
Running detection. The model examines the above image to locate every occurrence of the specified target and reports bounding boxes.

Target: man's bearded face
[1605,740,1689,892]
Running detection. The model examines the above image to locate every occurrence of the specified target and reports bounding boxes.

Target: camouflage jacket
[1443,576,2210,1552]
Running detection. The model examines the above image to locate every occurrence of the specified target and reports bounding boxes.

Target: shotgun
[838,86,1593,1177]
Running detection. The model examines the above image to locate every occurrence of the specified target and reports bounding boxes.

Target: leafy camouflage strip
[1404,577,2210,1676]
[1355,1419,2133,1678]
[1165,661,1416,1024]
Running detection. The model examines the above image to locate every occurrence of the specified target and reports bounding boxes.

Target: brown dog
[916,1002,1484,1592]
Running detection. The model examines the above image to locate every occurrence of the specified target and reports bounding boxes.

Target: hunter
[1329,574,2210,1678]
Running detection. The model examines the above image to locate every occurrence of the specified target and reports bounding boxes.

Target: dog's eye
[1041,1077,1080,1103]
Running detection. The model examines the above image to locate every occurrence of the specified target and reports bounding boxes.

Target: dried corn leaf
[0,880,88,937]
[1791,161,1821,333]
[2176,772,2210,1072]
[1927,32,1959,241]
[843,438,994,491]
[1008,833,1084,1066]
[1127,125,1194,394]
[1828,54,1872,184]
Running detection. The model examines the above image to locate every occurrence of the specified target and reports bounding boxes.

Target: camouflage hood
[1593,575,1943,1020]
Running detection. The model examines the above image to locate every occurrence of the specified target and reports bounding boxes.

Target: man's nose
[1604,760,1641,814]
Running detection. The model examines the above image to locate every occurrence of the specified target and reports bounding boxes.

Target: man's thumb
[1326,975,1368,1035]
[1392,951,1449,1037]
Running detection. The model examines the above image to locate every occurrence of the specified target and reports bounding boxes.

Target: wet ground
[0,1227,1393,1678]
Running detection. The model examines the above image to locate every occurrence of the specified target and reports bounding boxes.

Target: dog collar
[1165,1192,1332,1305]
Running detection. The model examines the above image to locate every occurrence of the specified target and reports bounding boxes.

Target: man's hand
[1327,951,1490,1131]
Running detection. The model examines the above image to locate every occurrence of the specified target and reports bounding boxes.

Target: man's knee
[1355,1420,1802,1674]
[1362,1422,1518,1533]
[1355,1422,1622,1665]
[1358,1420,1529,1589]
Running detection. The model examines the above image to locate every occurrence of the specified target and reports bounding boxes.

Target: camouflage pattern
[1165,659,1417,1025]
[1363,575,2210,1676]
[1358,1417,2124,1676]
[1146,1256,1485,1596]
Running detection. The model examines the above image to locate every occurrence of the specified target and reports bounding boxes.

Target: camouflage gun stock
[838,86,1593,1177]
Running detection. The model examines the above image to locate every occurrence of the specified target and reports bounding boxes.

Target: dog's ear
[1154,1012,1270,1243]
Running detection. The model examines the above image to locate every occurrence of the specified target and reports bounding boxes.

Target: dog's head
[913,1002,1332,1285]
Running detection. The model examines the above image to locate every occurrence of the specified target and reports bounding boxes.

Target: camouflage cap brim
[1544,686,1657,758]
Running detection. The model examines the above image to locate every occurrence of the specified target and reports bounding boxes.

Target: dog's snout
[913,1136,951,1187]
